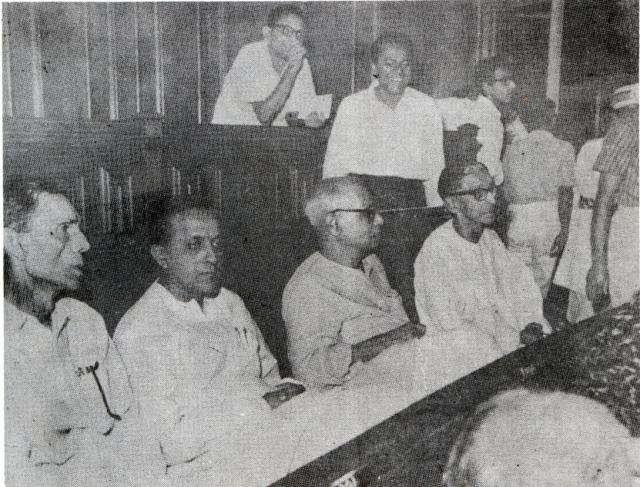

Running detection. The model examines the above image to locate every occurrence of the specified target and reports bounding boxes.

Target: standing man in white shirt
[438,57,517,186]
[323,33,445,321]
[212,4,325,127]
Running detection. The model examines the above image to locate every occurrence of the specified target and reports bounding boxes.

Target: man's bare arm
[251,44,306,126]
[351,322,426,365]
[586,172,621,301]
[550,185,574,256]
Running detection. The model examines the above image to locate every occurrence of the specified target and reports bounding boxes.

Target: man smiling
[323,33,445,322]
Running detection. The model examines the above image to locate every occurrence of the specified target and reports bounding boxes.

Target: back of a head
[443,388,634,487]
[518,96,556,132]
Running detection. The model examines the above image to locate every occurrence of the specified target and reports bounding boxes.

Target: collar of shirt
[366,81,420,111]
[4,298,40,335]
[149,280,208,321]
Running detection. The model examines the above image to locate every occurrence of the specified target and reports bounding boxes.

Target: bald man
[282,176,425,389]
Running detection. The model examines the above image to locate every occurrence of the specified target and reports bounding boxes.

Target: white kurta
[212,39,319,126]
[114,282,280,468]
[5,298,166,486]
[414,220,549,355]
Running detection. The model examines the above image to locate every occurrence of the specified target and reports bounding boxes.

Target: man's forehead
[493,67,512,81]
[459,168,492,190]
[331,184,373,209]
[376,44,410,62]
[275,13,304,29]
[30,192,78,227]
[171,212,220,238]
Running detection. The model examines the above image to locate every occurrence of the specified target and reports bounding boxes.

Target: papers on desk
[301,94,332,119]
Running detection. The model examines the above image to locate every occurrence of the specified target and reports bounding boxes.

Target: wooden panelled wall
[3,2,477,123]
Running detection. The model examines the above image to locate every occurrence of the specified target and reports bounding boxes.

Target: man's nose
[203,244,220,264]
[486,191,497,204]
[71,230,90,253]
[374,212,384,226]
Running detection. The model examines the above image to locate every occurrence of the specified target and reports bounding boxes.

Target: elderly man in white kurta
[4,178,165,486]
[414,164,550,356]
[114,201,303,476]
[283,176,426,389]
[212,5,325,127]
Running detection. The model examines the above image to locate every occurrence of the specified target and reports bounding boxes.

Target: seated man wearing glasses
[283,176,426,389]
[212,4,326,127]
[3,177,164,485]
[414,164,551,356]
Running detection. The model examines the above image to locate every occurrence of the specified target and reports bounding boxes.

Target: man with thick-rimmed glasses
[283,176,426,389]
[212,4,326,127]
[414,163,551,357]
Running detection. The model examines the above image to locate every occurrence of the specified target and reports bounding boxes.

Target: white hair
[304,176,366,228]
[443,388,635,487]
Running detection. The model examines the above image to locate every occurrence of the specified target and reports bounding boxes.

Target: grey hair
[304,176,366,228]
[442,388,633,487]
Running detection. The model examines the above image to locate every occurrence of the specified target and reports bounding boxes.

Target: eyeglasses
[330,208,380,223]
[446,186,497,201]
[273,23,305,40]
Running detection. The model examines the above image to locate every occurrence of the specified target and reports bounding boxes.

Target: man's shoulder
[114,282,167,342]
[233,39,266,62]
[416,221,456,260]
[405,87,438,107]
[284,253,325,292]
[336,89,373,111]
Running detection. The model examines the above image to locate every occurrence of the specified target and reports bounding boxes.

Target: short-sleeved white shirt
[323,84,445,183]
[212,39,318,126]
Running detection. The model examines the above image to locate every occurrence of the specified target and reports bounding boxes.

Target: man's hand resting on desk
[520,322,546,346]
[351,321,426,365]
[304,111,326,128]
[262,382,306,409]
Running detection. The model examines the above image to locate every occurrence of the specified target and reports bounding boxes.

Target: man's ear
[443,196,459,215]
[325,213,341,237]
[150,244,169,269]
[371,62,379,79]
[262,25,271,39]
[4,228,25,261]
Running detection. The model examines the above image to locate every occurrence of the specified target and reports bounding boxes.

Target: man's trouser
[507,200,559,299]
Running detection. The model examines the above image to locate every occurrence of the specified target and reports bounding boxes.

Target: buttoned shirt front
[114,282,280,466]
[282,252,409,388]
[437,95,505,185]
[4,298,153,484]
[212,39,318,126]
[323,84,445,185]
[502,129,576,204]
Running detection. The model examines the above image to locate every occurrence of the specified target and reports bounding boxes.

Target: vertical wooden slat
[107,3,119,120]
[350,1,356,94]
[216,3,227,83]
[29,4,44,118]
[84,4,92,119]
[153,2,164,115]
[3,5,14,117]
[134,3,141,114]
[128,175,134,231]
[196,3,202,124]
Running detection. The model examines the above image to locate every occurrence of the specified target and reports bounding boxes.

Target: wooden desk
[272,305,638,486]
